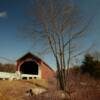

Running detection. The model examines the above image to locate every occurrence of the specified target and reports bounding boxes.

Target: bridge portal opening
[20,61,38,75]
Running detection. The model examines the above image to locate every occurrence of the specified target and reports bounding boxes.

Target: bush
[80,54,100,79]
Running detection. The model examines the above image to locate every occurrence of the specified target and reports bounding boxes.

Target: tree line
[80,53,100,79]
[70,52,100,79]
[0,63,16,73]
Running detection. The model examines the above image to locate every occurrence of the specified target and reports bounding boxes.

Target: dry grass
[0,79,48,100]
[0,75,100,100]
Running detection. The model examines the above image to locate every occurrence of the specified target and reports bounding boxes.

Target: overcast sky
[0,0,100,69]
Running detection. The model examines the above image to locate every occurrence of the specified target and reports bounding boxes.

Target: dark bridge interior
[20,61,38,75]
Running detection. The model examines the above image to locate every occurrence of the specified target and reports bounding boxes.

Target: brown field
[0,75,100,100]
[0,79,48,100]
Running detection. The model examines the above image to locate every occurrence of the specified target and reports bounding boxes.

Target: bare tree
[23,0,90,91]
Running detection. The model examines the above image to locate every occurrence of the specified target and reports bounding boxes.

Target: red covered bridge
[16,52,55,80]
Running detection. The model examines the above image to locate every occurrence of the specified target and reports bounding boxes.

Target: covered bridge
[16,52,55,80]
